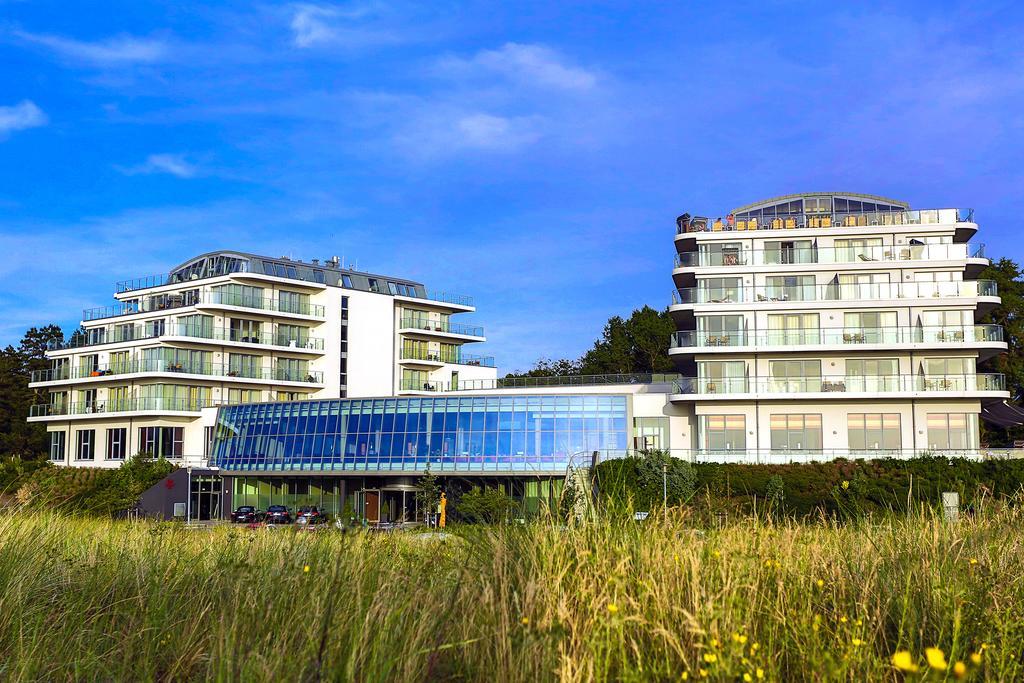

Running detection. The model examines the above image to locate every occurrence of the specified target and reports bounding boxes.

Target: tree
[415,466,442,521]
[0,326,64,459]
[978,259,1024,445]
[507,305,676,378]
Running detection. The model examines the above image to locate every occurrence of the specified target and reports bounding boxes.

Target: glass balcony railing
[29,398,225,417]
[30,360,323,384]
[671,279,998,305]
[671,325,1005,350]
[674,243,986,268]
[676,208,974,234]
[83,289,325,321]
[47,324,325,352]
[450,373,680,391]
[399,318,484,337]
[399,379,446,392]
[420,291,474,307]
[400,350,496,367]
[673,373,1005,395]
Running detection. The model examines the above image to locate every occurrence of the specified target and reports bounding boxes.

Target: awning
[980,400,1024,429]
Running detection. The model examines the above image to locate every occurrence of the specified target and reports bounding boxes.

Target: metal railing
[399,379,446,392]
[47,324,325,352]
[206,291,325,317]
[30,398,225,417]
[673,373,1005,395]
[83,289,325,321]
[420,290,474,307]
[671,325,1005,350]
[671,279,998,305]
[398,318,484,337]
[581,447,1015,467]
[400,350,496,367]
[674,242,986,268]
[31,360,323,384]
[676,208,974,234]
[450,373,681,391]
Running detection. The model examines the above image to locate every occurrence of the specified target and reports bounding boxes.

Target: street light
[662,463,667,518]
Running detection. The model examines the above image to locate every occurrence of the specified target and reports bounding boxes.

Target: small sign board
[172,502,186,519]
[634,511,649,521]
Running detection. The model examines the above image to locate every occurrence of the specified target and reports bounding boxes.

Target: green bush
[456,486,516,524]
[594,456,1024,518]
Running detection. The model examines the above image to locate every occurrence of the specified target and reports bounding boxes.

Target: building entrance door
[363,490,380,523]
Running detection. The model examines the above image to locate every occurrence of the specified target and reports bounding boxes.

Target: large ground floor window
[770,414,822,451]
[926,413,977,450]
[701,415,746,451]
[139,426,184,458]
[847,413,901,451]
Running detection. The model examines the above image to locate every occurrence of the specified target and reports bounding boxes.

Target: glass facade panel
[213,395,629,473]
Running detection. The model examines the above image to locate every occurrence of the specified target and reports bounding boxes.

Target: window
[228,388,263,403]
[846,358,899,391]
[178,313,214,338]
[836,273,890,299]
[388,282,416,296]
[108,385,131,412]
[277,290,309,315]
[76,429,95,460]
[698,360,746,393]
[144,319,166,338]
[341,275,353,288]
[402,369,431,391]
[229,318,263,343]
[79,354,99,375]
[767,313,819,345]
[367,278,380,293]
[764,240,814,265]
[698,242,744,267]
[86,328,106,345]
[920,310,969,342]
[214,284,264,308]
[313,270,325,284]
[229,353,261,379]
[634,417,669,450]
[340,296,349,396]
[106,428,127,460]
[765,275,814,301]
[109,350,131,374]
[844,311,898,343]
[770,414,822,451]
[848,414,901,451]
[697,315,744,345]
[927,413,977,450]
[49,431,66,462]
[276,391,306,401]
[276,357,308,382]
[702,415,745,451]
[698,277,741,303]
[139,427,184,458]
[276,324,309,348]
[204,426,215,457]
[769,359,821,392]
[834,237,883,262]
[922,357,973,390]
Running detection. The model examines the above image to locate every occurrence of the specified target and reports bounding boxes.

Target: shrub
[456,486,516,524]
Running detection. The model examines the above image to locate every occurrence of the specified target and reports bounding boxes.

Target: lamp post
[662,463,667,518]
[186,466,192,524]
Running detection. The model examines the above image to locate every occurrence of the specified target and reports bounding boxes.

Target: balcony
[674,243,987,269]
[29,398,224,418]
[448,373,680,391]
[31,360,324,385]
[399,350,495,367]
[673,373,1005,396]
[399,379,446,392]
[84,289,326,322]
[676,208,974,234]
[670,325,1005,350]
[398,317,484,337]
[47,324,325,352]
[671,280,998,306]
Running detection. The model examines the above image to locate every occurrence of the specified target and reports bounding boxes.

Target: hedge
[593,456,1024,517]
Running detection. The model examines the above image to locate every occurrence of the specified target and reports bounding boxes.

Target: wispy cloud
[0,100,46,139]
[438,42,597,91]
[13,29,168,65]
[116,153,199,178]
[288,2,394,49]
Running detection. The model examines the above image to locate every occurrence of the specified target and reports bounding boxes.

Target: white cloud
[290,4,340,47]
[440,42,597,91]
[456,113,541,150]
[288,3,385,49]
[0,100,47,138]
[117,153,199,178]
[13,30,168,65]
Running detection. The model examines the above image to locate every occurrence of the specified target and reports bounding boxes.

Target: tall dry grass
[0,504,1020,681]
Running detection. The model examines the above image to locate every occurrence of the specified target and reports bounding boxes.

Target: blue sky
[1,1,1022,371]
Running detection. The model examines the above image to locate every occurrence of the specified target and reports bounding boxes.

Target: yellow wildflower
[816,579,824,588]
[841,480,849,490]
[953,661,967,678]
[698,669,708,679]
[744,674,752,682]
[969,558,978,565]
[970,651,982,665]
[751,642,760,652]
[710,638,720,648]
[303,565,310,573]
[925,647,948,671]
[703,653,718,664]
[712,550,721,559]
[732,633,748,645]
[680,673,688,681]
[981,643,989,650]
[891,650,918,673]
[839,616,848,623]
[607,603,618,615]
[520,617,529,625]
[852,638,864,647]
[855,619,863,626]
[756,668,765,679]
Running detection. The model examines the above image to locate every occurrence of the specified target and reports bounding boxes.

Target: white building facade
[29,251,496,467]
[669,193,1007,460]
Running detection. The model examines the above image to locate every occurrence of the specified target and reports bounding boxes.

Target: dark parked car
[265,505,292,524]
[230,505,261,524]
[296,506,328,525]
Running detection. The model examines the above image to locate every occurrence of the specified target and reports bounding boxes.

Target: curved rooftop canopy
[731,192,910,220]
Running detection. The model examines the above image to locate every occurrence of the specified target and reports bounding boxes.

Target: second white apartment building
[29,251,496,466]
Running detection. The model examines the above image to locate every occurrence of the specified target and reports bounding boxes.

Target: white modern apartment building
[669,192,1007,459]
[29,251,496,466]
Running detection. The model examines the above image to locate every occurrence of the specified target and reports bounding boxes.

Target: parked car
[264,505,292,524]
[229,505,261,524]
[295,506,328,525]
